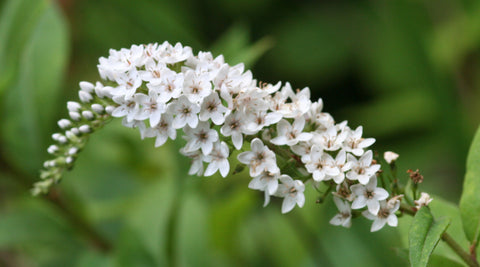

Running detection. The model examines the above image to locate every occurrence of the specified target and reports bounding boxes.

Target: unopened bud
[47,145,59,154]
[69,111,81,121]
[384,151,399,164]
[79,81,94,93]
[79,91,93,103]
[57,119,72,129]
[82,110,95,120]
[67,101,81,112]
[91,104,104,114]
[105,105,115,115]
[79,125,91,133]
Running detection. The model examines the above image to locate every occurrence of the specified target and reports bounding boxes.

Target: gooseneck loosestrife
[34,42,479,266]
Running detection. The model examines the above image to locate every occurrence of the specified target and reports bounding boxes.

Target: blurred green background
[1,0,479,266]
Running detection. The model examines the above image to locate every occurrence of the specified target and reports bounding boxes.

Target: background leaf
[0,0,68,175]
[460,125,480,246]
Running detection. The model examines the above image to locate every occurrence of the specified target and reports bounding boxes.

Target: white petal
[367,199,380,215]
[374,188,389,201]
[329,214,344,226]
[387,214,398,227]
[296,193,305,208]
[219,160,229,177]
[204,163,217,176]
[371,219,387,232]
[237,151,253,164]
[232,132,243,150]
[351,196,367,209]
[281,197,296,214]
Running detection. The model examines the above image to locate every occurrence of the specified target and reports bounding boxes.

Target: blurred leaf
[409,207,451,267]
[0,0,49,95]
[175,192,219,267]
[0,0,68,174]
[210,23,274,69]
[114,176,176,266]
[340,90,436,137]
[0,198,85,266]
[430,4,480,70]
[75,251,112,267]
[460,125,480,245]
[210,187,255,256]
[264,8,350,84]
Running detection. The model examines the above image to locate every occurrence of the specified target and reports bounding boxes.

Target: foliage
[1,0,480,266]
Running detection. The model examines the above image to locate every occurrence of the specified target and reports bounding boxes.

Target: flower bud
[91,104,104,114]
[82,110,95,120]
[79,91,93,103]
[105,105,115,115]
[47,145,59,154]
[384,151,399,164]
[70,127,80,136]
[67,101,81,112]
[68,147,78,155]
[57,119,72,129]
[79,81,94,93]
[79,125,91,133]
[69,111,81,121]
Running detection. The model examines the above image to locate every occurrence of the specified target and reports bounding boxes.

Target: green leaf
[210,23,274,69]
[409,207,451,267]
[427,254,465,267]
[460,125,480,246]
[0,0,68,174]
[0,0,50,95]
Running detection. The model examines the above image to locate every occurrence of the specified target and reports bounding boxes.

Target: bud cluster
[36,41,406,231]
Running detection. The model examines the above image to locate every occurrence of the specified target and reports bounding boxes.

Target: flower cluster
[36,41,403,231]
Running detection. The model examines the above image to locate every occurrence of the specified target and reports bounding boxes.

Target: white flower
[237,138,279,177]
[180,148,205,176]
[330,196,352,228]
[274,175,305,213]
[328,150,352,184]
[384,151,399,164]
[249,171,283,196]
[220,112,246,150]
[147,71,184,103]
[183,122,219,155]
[270,117,313,146]
[199,92,229,125]
[315,126,348,151]
[343,126,375,156]
[111,95,139,122]
[144,114,176,147]
[169,95,200,129]
[350,176,389,215]
[134,90,167,127]
[414,192,433,209]
[305,145,340,182]
[204,141,230,177]
[346,150,380,184]
[290,141,313,163]
[182,70,212,103]
[244,110,282,134]
[362,198,400,232]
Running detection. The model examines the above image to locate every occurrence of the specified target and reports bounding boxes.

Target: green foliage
[409,207,451,267]
[1,0,480,266]
[460,125,480,246]
[0,0,68,175]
